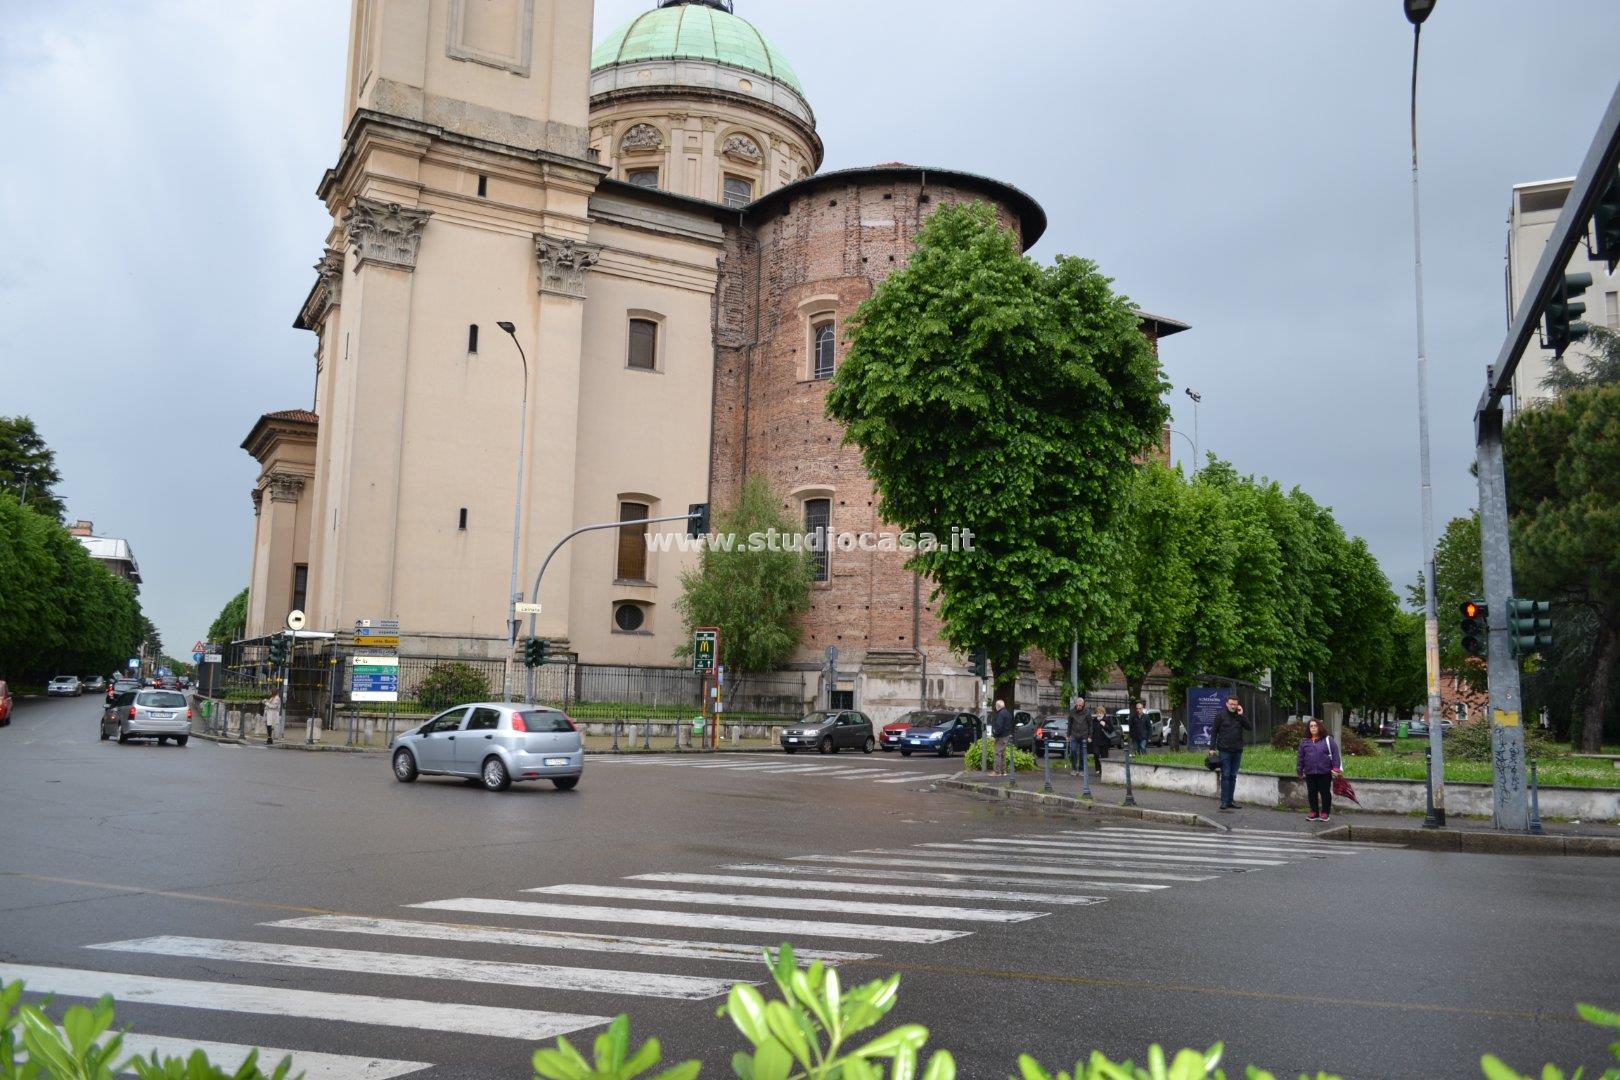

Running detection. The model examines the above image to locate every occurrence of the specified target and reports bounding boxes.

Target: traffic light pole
[1477,408,1529,831]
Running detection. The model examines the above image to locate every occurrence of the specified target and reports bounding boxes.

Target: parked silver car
[390,702,583,792]
[47,676,83,697]
[107,689,192,745]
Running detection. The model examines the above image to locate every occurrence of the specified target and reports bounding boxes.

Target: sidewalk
[194,719,785,755]
[948,756,1620,846]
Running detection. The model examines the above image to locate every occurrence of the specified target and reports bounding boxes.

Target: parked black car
[1033,715,1072,757]
[899,712,982,756]
[780,710,876,754]
[1009,710,1040,752]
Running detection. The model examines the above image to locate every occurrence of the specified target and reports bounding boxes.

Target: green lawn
[1153,748,1620,790]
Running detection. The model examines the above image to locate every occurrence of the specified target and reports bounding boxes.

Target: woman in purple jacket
[1296,718,1342,822]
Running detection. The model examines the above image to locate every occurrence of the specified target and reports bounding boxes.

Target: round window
[615,604,645,632]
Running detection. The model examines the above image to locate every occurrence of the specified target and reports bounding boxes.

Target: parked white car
[47,676,83,697]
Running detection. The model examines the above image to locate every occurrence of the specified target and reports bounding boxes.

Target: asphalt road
[2,693,1618,1080]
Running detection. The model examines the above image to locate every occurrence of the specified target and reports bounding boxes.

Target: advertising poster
[1187,687,1226,748]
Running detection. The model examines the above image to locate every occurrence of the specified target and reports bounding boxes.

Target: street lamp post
[1168,429,1197,475]
[496,321,529,704]
[1183,388,1202,474]
[1403,0,1446,827]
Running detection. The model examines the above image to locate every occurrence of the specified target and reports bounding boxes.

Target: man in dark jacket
[991,699,1014,775]
[1089,705,1110,774]
[1128,701,1150,754]
[1210,695,1251,810]
[1065,696,1086,776]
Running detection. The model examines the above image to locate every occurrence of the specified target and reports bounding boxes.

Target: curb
[1319,823,1620,856]
[937,776,1229,831]
[190,729,794,757]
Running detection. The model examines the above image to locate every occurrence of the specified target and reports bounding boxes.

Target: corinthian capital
[300,248,345,328]
[266,472,307,503]
[344,197,432,272]
[534,234,601,299]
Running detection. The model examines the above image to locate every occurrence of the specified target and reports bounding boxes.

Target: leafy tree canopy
[826,202,1169,696]
[0,416,66,520]
[208,588,249,645]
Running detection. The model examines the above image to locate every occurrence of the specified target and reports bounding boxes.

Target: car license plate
[785,737,800,743]
[149,712,172,720]
[543,757,570,766]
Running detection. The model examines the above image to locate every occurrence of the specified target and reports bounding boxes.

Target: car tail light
[509,713,527,733]
[127,706,136,718]
[186,708,193,719]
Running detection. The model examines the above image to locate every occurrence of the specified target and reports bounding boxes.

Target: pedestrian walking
[1295,717,1342,822]
[991,698,1014,775]
[1128,701,1149,754]
[1211,694,1250,811]
[1089,705,1110,775]
[1065,696,1086,775]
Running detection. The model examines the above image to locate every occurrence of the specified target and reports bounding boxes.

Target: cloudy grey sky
[3,1,1617,652]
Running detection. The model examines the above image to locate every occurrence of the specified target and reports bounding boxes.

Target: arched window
[723,175,754,208]
[804,498,830,582]
[813,321,836,380]
[627,168,659,189]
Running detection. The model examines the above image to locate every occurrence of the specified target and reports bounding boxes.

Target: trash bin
[1397,721,1408,739]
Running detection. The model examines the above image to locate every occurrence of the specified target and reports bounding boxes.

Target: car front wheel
[819,736,834,754]
[783,746,798,754]
[481,756,511,792]
[862,736,875,754]
[392,749,418,783]
[937,743,950,757]
[900,748,912,757]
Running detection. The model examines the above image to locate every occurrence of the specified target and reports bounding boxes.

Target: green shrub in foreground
[963,741,1037,773]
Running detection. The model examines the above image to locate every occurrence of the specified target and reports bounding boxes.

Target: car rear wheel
[117,730,130,744]
[156,736,168,746]
[552,776,579,791]
[175,736,188,748]
[818,736,834,754]
[100,728,110,741]
[392,749,418,783]
[862,736,875,754]
[481,756,511,792]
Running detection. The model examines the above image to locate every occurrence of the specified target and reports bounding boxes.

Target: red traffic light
[1462,601,1482,619]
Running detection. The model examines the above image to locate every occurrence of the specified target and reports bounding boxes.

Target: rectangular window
[813,321,836,380]
[805,498,830,582]
[466,707,501,731]
[458,507,468,530]
[723,175,754,208]
[617,501,649,581]
[291,564,308,612]
[628,318,658,370]
[1607,290,1618,329]
[468,323,479,354]
[627,168,659,189]
[476,174,488,198]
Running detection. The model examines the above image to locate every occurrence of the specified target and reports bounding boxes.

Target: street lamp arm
[1168,428,1196,459]
[524,512,700,639]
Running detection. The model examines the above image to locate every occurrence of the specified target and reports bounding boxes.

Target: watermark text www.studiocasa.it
[647,527,975,555]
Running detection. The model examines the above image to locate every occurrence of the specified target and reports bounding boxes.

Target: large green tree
[1506,380,1620,751]
[0,416,66,520]
[826,202,1168,703]
[1111,460,1194,705]
[675,475,813,693]
[208,587,249,645]
[1409,513,1486,694]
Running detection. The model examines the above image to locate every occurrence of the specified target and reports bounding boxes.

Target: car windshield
[136,691,187,708]
[797,711,835,727]
[519,710,573,733]
[52,677,73,683]
[895,711,932,726]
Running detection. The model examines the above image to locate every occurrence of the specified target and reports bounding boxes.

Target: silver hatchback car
[106,689,192,745]
[390,702,584,792]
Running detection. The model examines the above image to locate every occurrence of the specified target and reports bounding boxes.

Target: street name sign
[515,602,544,615]
[353,635,401,648]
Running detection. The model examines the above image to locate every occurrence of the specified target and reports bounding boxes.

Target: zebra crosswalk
[588,752,948,788]
[0,824,1365,1078]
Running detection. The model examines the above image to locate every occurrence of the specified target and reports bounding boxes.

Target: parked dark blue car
[899,712,982,757]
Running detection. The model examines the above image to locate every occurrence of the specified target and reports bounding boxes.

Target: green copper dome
[591,3,803,96]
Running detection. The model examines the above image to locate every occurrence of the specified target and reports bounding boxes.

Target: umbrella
[1332,774,1360,806]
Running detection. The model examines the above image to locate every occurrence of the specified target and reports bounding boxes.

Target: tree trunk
[1581,622,1618,753]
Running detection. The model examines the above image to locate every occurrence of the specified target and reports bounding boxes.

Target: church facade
[241,0,1184,711]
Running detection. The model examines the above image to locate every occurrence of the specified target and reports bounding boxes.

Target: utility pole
[497,322,530,703]
[1404,0,1446,826]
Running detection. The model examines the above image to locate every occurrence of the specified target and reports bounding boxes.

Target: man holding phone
[1210,694,1251,811]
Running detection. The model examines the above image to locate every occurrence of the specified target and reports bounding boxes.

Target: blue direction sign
[351,655,400,703]
[191,652,204,664]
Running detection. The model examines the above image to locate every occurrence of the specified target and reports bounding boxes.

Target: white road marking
[628,873,1106,906]
[1086,827,1356,850]
[916,841,1283,867]
[721,862,1168,893]
[873,775,937,783]
[789,854,1214,883]
[410,898,972,943]
[265,915,877,964]
[1023,831,1327,856]
[863,845,1252,873]
[110,1034,430,1079]
[88,936,735,1001]
[525,884,1046,923]
[0,963,605,1041]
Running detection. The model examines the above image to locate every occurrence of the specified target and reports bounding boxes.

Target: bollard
[642,720,652,751]
[1422,746,1438,829]
[627,723,637,749]
[1122,733,1136,807]
[612,718,621,753]
[1041,732,1053,793]
[1529,758,1544,835]
[1080,734,1092,798]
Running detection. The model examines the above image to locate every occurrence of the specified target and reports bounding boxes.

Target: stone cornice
[535,234,601,299]
[344,197,432,272]
[295,248,345,331]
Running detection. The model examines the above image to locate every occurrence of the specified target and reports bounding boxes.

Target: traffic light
[1507,598,1553,658]
[969,648,988,679]
[1594,174,1620,274]
[523,637,549,668]
[269,634,290,666]
[687,503,710,538]
[1545,271,1592,356]
[1459,601,1487,658]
